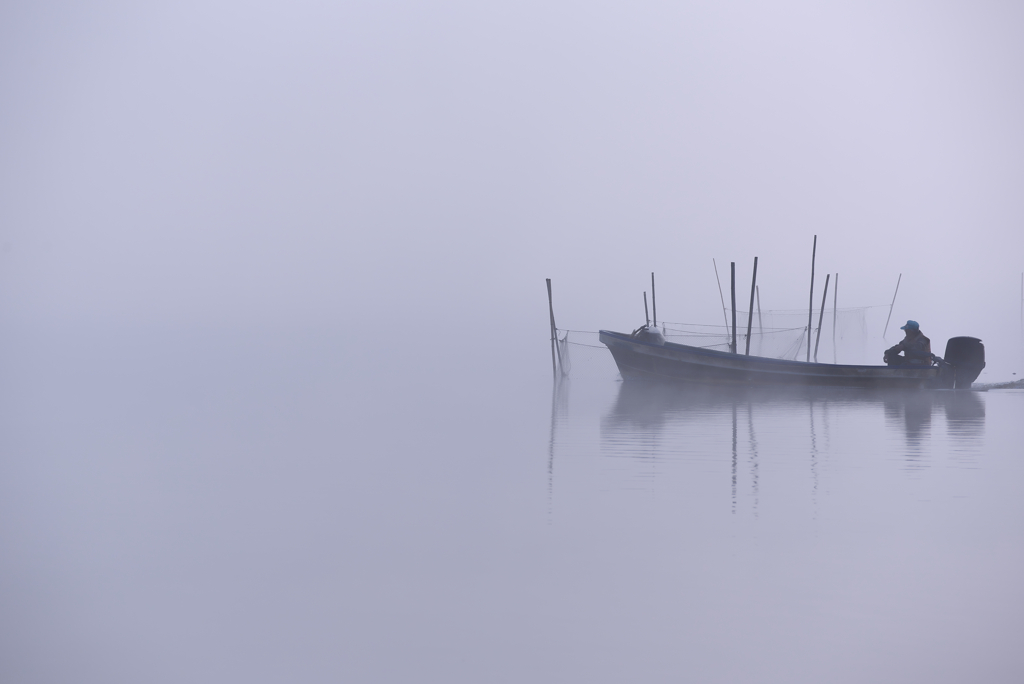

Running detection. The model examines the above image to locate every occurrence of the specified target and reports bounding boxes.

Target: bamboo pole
[756,286,763,334]
[806,235,817,362]
[745,257,758,355]
[546,279,557,380]
[731,262,737,354]
[882,273,902,339]
[651,272,657,328]
[713,259,729,330]
[832,273,838,364]
[814,273,830,362]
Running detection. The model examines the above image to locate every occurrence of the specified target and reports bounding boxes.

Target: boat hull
[599,330,949,389]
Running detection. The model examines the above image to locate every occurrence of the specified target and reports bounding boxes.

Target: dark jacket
[886,330,932,363]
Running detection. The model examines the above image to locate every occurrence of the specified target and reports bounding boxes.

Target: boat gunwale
[598,329,939,378]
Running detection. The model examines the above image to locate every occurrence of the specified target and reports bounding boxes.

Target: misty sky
[5,5,1024,683]
[2,0,1023,374]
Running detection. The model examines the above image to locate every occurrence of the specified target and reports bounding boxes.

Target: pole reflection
[602,384,985,449]
[731,402,738,514]
[548,378,569,522]
[547,379,988,515]
[569,381,990,507]
[747,401,759,517]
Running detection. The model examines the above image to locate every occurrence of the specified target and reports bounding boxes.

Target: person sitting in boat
[884,320,933,366]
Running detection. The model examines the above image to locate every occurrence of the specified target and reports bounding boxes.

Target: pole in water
[745,256,758,355]
[546,278,558,380]
[643,291,650,327]
[806,235,817,362]
[882,273,902,339]
[833,273,838,364]
[651,272,657,328]
[713,259,729,330]
[814,273,830,362]
[730,261,737,354]
[756,286,763,334]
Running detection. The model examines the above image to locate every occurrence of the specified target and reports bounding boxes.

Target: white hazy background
[2,0,1023,376]
[3,3,1024,683]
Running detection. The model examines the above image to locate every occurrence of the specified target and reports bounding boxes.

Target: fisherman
[884,320,933,366]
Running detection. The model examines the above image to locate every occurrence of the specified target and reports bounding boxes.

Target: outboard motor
[943,337,985,389]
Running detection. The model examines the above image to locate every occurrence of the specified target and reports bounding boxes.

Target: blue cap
[900,320,919,331]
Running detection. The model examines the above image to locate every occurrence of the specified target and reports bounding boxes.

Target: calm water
[2,329,1023,683]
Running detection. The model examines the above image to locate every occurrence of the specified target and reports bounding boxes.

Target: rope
[561,324,808,335]
[565,341,607,349]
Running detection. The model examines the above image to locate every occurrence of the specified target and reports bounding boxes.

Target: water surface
[1,330,1022,683]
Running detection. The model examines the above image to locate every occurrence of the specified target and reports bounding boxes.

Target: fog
[2,2,1024,682]
[3,1,1023,359]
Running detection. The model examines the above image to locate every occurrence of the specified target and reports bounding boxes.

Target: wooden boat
[599,328,985,390]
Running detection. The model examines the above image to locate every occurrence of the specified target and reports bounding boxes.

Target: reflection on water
[882,391,987,467]
[608,382,983,456]
[602,382,984,445]
[943,390,988,441]
[550,378,988,513]
[2,330,1019,684]
[539,380,1023,683]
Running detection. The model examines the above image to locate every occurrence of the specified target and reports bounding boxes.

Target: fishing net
[554,307,874,379]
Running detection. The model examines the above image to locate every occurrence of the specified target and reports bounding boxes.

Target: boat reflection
[545,378,987,517]
[882,389,986,454]
[599,380,985,466]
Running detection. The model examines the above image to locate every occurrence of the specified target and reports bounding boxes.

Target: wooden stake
[832,273,838,364]
[756,286,763,334]
[882,273,902,339]
[731,262,737,354]
[814,273,830,362]
[651,272,657,327]
[546,278,557,380]
[745,257,758,355]
[713,259,729,330]
[806,235,817,362]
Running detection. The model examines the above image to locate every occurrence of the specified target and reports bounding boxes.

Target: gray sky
[2,0,1023,374]
[4,5,1024,683]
